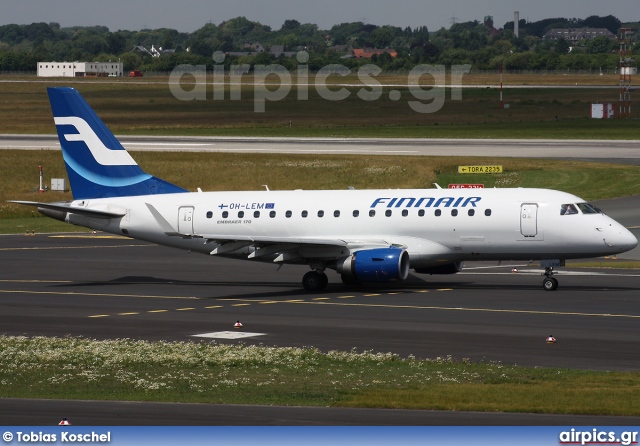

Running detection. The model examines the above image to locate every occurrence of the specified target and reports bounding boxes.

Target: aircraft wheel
[320,272,328,289]
[542,277,559,291]
[303,271,327,292]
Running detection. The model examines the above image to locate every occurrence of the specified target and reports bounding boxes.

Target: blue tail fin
[47,87,187,199]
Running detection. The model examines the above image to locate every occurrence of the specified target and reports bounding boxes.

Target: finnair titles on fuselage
[11,87,638,292]
[371,196,482,209]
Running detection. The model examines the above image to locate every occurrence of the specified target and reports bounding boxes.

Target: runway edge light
[546,335,557,344]
[234,321,243,329]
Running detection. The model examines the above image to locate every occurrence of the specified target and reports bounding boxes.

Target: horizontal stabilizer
[8,200,125,219]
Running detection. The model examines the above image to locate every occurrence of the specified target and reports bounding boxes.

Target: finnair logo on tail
[54,117,137,166]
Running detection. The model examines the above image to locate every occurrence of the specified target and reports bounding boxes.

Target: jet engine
[337,248,410,283]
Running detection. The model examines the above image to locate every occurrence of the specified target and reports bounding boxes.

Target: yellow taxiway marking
[176,307,196,311]
[148,310,169,313]
[222,298,640,320]
[0,289,199,300]
[363,294,380,297]
[337,295,355,299]
[437,289,453,291]
[204,305,223,309]
[88,315,110,318]
[232,303,251,307]
[415,290,429,293]
[259,301,279,304]
[313,297,330,301]
[387,292,401,295]
[117,312,139,316]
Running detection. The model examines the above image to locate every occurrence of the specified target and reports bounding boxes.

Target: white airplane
[11,87,638,292]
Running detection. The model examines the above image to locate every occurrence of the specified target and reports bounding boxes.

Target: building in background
[37,62,123,77]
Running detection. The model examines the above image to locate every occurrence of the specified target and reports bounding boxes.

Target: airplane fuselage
[62,187,636,269]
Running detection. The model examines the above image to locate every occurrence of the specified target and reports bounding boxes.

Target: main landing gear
[302,270,328,292]
[542,267,559,291]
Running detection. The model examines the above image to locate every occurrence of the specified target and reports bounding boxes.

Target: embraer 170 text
[11,87,638,292]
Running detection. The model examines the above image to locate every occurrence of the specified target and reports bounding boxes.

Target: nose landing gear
[542,267,559,291]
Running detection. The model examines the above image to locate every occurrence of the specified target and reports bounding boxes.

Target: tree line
[0,15,636,73]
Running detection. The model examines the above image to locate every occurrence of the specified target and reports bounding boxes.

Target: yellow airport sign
[458,165,503,174]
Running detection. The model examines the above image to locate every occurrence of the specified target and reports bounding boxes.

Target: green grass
[2,151,639,225]
[0,216,87,234]
[1,79,639,138]
[2,336,639,415]
[566,260,640,269]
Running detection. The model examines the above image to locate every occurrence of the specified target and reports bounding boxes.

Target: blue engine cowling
[337,248,410,283]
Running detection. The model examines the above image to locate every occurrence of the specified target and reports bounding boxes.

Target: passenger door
[520,203,538,237]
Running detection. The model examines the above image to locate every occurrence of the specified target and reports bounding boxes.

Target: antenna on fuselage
[262,185,270,191]
[433,183,442,189]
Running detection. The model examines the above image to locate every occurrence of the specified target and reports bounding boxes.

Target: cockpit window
[560,204,579,215]
[577,203,601,214]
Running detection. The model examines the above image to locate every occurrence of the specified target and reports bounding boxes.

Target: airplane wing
[200,235,395,261]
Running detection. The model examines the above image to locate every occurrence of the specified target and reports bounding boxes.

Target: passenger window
[369,210,376,217]
[485,209,491,216]
[238,211,244,218]
[451,209,458,216]
[402,209,408,217]
[418,209,425,217]
[435,209,441,217]
[561,204,579,215]
[254,211,260,218]
[353,210,359,217]
[318,210,324,217]
[302,210,308,218]
[468,209,475,216]
[286,210,292,218]
[269,210,276,218]
[222,211,229,218]
[206,211,213,219]
[385,210,392,217]
[334,210,340,217]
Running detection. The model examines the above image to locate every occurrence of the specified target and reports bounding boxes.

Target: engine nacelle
[337,248,410,283]
[414,261,463,275]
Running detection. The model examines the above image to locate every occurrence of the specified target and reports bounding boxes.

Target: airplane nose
[622,229,639,251]
[614,225,639,252]
[602,220,638,253]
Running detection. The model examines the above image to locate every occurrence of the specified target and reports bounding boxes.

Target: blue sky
[3,0,638,32]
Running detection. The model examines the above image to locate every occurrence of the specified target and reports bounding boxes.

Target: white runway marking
[193,331,266,339]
